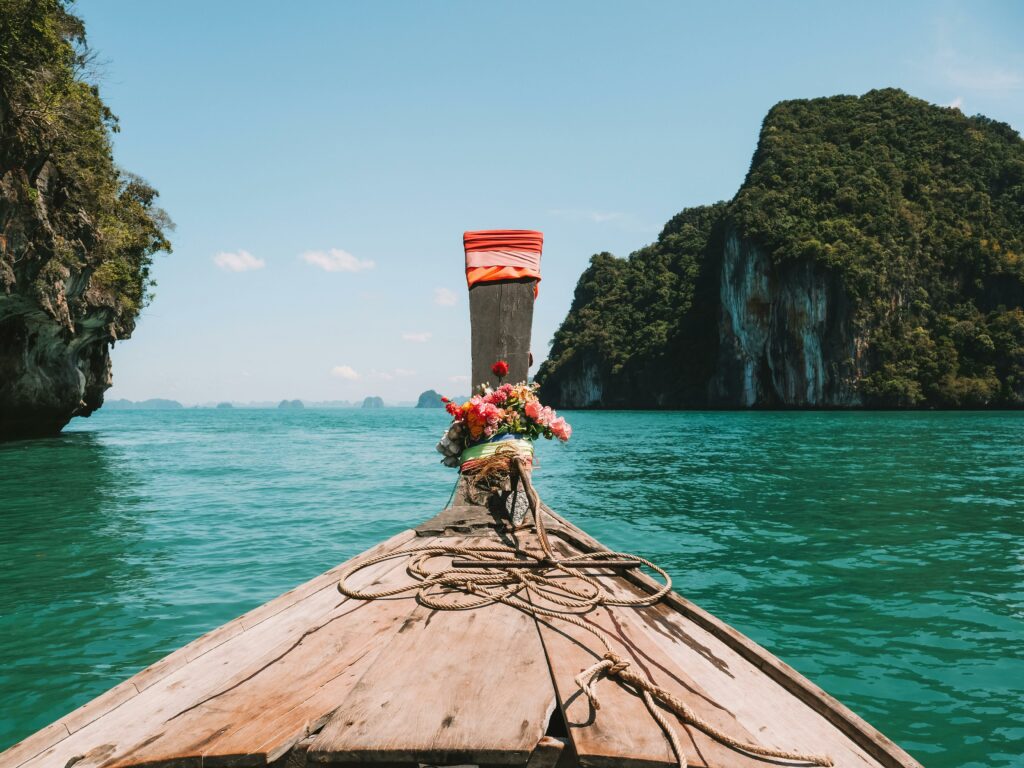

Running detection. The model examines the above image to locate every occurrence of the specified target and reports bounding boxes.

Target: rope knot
[603,652,630,676]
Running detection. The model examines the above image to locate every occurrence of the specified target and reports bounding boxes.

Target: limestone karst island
[537,90,1024,410]
[2,3,1022,768]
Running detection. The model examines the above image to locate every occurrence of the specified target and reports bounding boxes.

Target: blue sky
[77,0,1024,404]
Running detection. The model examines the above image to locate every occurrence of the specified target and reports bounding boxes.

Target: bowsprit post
[463,229,543,391]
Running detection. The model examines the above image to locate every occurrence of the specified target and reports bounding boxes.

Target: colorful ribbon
[459,434,535,471]
[464,229,543,294]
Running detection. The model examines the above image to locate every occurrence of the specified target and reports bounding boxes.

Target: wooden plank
[541,508,922,768]
[6,529,418,768]
[129,556,426,768]
[61,680,138,734]
[590,567,879,767]
[236,529,416,631]
[531,534,880,768]
[469,279,536,389]
[525,736,566,768]
[122,528,415,694]
[309,536,558,766]
[538,537,873,767]
[531,583,753,766]
[0,724,69,768]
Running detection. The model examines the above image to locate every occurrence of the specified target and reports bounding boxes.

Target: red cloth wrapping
[464,229,543,293]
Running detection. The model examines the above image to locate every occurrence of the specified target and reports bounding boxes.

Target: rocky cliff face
[0,170,129,437]
[541,353,605,408]
[710,229,862,406]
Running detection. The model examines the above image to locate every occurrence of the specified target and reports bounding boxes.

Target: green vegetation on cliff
[540,204,726,407]
[538,89,1024,408]
[734,90,1024,405]
[1,0,171,315]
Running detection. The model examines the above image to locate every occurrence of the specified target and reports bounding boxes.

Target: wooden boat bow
[0,235,924,768]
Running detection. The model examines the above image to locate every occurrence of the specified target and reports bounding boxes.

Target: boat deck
[2,501,921,768]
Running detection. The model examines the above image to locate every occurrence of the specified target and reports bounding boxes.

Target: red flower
[441,396,449,403]
[491,360,510,378]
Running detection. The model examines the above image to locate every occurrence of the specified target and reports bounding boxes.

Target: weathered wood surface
[1,505,922,768]
[541,506,922,768]
[468,278,536,390]
[524,736,567,768]
[535,537,881,768]
[309,537,556,765]
[4,529,418,768]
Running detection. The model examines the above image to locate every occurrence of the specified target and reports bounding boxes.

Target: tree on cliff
[0,0,172,437]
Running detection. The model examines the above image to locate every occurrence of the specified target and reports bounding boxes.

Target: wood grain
[309,536,557,766]
[525,736,566,768]
[530,557,771,767]
[541,507,923,768]
[3,530,417,768]
[468,279,536,390]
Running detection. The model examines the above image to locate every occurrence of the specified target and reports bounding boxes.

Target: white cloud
[330,365,360,380]
[946,96,964,110]
[214,250,265,272]
[302,248,375,273]
[369,368,417,381]
[402,331,432,343]
[449,375,469,383]
[434,287,457,306]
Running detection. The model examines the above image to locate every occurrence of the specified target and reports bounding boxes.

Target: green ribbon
[459,438,535,465]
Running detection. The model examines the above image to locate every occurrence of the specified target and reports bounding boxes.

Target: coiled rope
[337,458,833,768]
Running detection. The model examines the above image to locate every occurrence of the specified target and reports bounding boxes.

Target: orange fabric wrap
[464,229,543,294]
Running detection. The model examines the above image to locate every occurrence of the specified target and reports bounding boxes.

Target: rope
[337,458,833,768]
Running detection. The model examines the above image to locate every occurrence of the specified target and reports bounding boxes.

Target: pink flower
[524,400,541,420]
[538,406,555,426]
[550,416,572,442]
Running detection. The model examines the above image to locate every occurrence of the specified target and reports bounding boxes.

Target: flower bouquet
[435,361,571,471]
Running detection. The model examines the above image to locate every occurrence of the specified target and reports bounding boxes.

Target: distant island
[538,89,1024,409]
[277,399,304,410]
[216,402,233,409]
[415,390,445,408]
[362,396,384,409]
[104,399,184,410]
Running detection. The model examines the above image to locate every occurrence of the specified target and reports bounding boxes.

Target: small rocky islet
[415,389,445,408]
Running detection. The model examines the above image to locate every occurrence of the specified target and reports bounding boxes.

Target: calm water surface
[1,409,1022,766]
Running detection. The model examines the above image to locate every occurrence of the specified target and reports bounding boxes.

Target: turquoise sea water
[1,409,1022,766]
